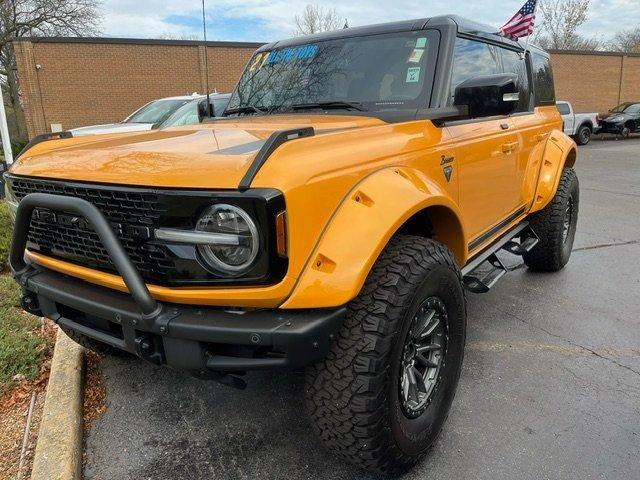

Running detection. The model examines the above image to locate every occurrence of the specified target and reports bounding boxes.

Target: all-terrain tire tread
[524,168,579,271]
[305,235,463,474]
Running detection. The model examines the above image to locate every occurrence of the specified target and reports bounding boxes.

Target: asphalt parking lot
[84,137,640,480]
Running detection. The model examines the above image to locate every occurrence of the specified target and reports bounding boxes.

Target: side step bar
[462,222,539,294]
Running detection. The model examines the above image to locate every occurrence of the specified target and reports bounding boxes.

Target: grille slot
[10,177,173,284]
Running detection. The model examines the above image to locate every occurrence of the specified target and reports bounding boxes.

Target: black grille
[10,177,174,284]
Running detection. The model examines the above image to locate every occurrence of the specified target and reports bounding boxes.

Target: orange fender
[281,167,466,309]
[530,130,577,213]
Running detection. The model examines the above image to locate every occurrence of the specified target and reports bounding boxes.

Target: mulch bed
[83,350,107,433]
[0,320,56,480]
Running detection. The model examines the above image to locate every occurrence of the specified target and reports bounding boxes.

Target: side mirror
[197,99,215,122]
[454,74,519,118]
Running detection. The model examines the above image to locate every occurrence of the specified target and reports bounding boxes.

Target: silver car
[159,94,231,129]
[70,95,199,136]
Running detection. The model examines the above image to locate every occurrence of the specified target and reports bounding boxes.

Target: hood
[70,123,155,136]
[10,114,385,189]
[601,113,628,123]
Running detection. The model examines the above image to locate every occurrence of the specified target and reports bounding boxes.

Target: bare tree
[0,0,102,141]
[609,27,640,53]
[535,0,600,50]
[294,4,342,36]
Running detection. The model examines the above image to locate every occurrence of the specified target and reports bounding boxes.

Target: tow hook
[134,334,165,366]
[21,293,42,316]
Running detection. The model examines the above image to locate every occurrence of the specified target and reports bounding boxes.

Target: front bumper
[599,122,624,134]
[10,193,344,388]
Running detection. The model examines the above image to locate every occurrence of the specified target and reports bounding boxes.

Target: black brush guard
[10,193,344,389]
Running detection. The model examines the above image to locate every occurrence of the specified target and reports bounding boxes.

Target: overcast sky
[100,0,630,43]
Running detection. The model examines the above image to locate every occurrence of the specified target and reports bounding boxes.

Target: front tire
[524,168,579,272]
[306,236,466,474]
[621,126,631,138]
[574,124,591,145]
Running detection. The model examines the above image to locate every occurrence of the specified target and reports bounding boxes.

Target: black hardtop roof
[258,14,547,56]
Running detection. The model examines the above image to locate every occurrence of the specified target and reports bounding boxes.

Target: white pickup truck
[556,101,601,145]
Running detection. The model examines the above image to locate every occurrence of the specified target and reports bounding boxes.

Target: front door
[447,119,520,241]
[444,37,530,244]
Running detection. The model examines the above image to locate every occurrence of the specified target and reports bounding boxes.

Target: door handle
[501,142,518,153]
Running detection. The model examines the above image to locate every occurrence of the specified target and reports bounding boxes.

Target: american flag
[500,0,538,39]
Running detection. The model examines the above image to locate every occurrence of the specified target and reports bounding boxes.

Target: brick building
[550,50,640,114]
[13,37,262,138]
[12,37,640,139]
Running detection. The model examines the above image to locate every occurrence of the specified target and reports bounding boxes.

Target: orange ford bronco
[4,16,578,474]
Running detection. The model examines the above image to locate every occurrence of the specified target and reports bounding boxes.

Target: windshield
[226,31,436,115]
[125,99,191,124]
[160,96,231,128]
[612,103,640,114]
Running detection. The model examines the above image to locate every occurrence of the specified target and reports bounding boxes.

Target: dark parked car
[599,102,640,137]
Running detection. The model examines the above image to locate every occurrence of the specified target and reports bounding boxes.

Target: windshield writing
[227,32,433,114]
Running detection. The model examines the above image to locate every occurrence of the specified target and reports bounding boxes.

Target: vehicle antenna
[202,0,212,116]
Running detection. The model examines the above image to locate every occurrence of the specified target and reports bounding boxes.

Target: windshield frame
[225,30,440,120]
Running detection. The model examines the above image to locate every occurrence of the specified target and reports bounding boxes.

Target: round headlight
[195,204,259,276]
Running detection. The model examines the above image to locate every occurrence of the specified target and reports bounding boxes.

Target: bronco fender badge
[441,155,454,182]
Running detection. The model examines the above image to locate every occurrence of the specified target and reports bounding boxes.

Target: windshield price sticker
[249,44,320,71]
[267,44,319,65]
[249,52,269,71]
[406,66,421,83]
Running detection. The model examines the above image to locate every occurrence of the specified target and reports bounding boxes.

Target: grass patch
[0,206,49,393]
[0,201,11,269]
[0,275,47,393]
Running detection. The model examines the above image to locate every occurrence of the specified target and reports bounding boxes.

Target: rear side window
[556,102,570,115]
[531,52,555,105]
[500,48,531,112]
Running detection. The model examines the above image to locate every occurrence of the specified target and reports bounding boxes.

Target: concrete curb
[31,328,85,480]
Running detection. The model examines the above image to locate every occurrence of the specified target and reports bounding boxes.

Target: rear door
[499,48,547,212]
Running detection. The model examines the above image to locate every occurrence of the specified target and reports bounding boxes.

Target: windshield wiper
[290,101,367,112]
[223,105,267,116]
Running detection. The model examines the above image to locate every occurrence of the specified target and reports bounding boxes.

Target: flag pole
[522,0,539,56]
[0,82,13,165]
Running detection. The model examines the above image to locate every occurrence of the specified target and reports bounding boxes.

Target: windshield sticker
[407,49,424,63]
[267,44,319,65]
[406,66,421,83]
[416,37,428,48]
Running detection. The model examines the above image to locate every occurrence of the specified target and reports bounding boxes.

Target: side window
[500,48,531,112]
[556,102,570,115]
[531,52,555,105]
[448,38,501,105]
